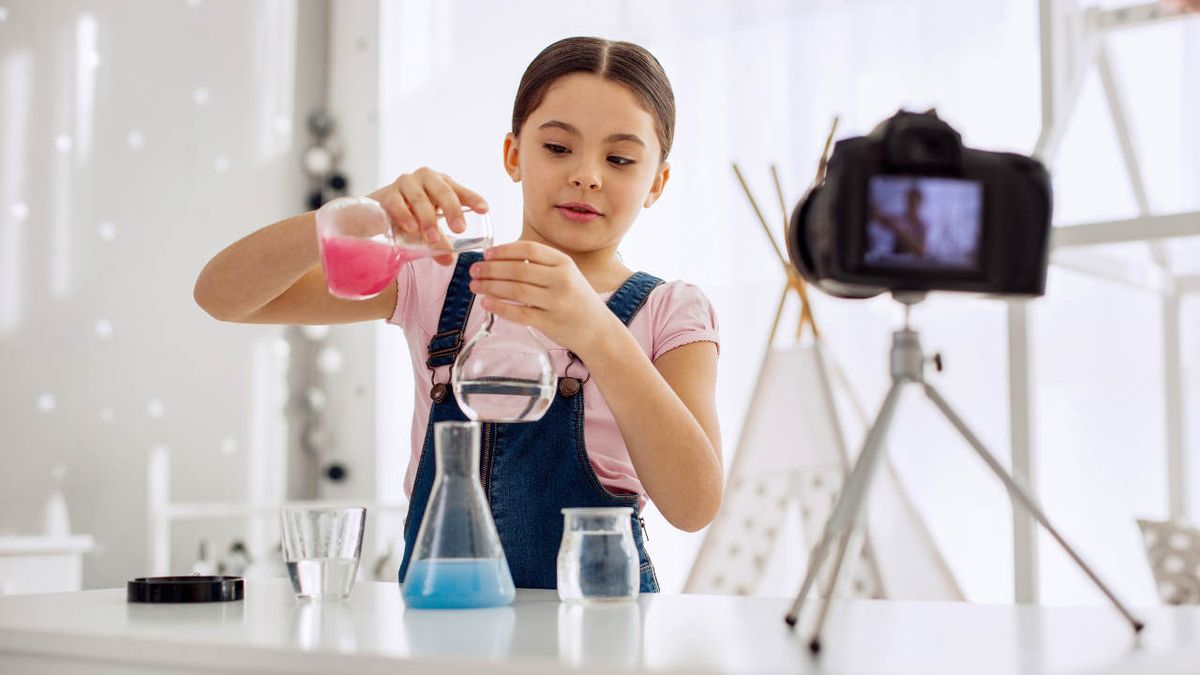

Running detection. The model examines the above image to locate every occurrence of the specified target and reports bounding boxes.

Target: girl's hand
[367,168,488,265]
[468,241,620,355]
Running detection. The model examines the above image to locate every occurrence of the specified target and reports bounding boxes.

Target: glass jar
[556,507,639,603]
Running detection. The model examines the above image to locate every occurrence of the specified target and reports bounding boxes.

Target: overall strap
[425,251,483,369]
[605,271,664,326]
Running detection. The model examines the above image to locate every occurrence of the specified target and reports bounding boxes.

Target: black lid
[127,576,244,603]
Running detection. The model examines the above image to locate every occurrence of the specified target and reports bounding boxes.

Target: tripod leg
[786,382,906,635]
[807,524,873,654]
[807,532,853,654]
[786,528,839,627]
[922,383,1145,634]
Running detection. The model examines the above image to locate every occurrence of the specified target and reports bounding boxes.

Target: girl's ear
[643,161,670,208]
[503,132,521,182]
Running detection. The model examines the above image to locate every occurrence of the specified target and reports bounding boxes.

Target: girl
[194,36,723,592]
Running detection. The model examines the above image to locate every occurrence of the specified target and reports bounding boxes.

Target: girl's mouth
[556,205,601,223]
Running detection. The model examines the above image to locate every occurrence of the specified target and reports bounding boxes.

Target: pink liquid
[320,236,403,299]
[320,237,459,299]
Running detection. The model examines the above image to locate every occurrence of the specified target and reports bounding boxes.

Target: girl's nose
[569,164,601,191]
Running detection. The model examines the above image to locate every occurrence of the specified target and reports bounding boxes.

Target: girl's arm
[578,324,723,532]
[193,210,399,324]
[194,168,487,324]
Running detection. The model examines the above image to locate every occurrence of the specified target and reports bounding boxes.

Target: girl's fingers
[444,176,489,214]
[480,295,541,327]
[469,260,551,287]
[423,173,466,233]
[373,169,486,243]
[397,174,441,244]
[470,279,548,308]
[484,240,563,265]
[377,190,418,234]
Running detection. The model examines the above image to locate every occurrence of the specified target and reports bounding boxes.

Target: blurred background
[1,0,1198,609]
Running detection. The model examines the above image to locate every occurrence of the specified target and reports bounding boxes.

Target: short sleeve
[386,260,416,328]
[386,257,455,332]
[649,281,720,361]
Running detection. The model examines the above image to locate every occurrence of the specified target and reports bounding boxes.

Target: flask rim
[561,507,633,516]
[279,505,366,517]
[434,420,481,432]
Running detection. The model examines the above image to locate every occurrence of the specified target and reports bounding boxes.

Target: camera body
[788,110,1053,299]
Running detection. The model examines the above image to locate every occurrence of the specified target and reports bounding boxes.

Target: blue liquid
[403,558,516,609]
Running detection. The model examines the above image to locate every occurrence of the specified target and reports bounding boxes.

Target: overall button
[559,377,581,397]
[431,382,449,403]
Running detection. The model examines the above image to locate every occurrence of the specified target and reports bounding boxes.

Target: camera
[787,110,1053,299]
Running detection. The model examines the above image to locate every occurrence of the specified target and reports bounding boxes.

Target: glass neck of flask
[478,309,541,340]
[433,421,481,478]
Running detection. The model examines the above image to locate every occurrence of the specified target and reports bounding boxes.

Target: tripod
[785,292,1145,654]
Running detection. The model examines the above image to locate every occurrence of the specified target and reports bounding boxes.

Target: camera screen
[864,175,983,272]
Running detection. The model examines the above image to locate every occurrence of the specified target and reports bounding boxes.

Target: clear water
[287,557,359,599]
[403,558,516,609]
[557,532,638,602]
[453,378,554,423]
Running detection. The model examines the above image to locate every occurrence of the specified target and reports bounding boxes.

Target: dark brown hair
[511,37,675,162]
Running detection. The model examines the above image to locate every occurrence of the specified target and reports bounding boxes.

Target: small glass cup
[281,506,366,601]
[315,197,492,300]
[557,507,639,603]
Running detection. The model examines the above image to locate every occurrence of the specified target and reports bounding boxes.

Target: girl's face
[503,73,669,257]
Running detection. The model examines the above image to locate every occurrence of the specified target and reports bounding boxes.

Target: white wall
[0,0,325,588]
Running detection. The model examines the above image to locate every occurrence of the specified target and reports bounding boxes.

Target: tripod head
[884,291,946,381]
[891,290,927,306]
[890,290,927,331]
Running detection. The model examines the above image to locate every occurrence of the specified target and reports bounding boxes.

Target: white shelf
[0,536,94,557]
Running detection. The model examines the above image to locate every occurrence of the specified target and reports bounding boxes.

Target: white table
[0,579,1198,673]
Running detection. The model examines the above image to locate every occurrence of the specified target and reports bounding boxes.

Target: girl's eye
[542,144,634,167]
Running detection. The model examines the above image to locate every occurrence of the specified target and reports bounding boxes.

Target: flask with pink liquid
[315,197,492,300]
[316,195,554,424]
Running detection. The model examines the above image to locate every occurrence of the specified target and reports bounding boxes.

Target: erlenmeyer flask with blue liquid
[402,421,515,609]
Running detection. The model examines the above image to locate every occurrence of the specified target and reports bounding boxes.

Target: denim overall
[398,251,662,592]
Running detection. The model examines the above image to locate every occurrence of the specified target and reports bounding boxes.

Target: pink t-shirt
[386,256,720,504]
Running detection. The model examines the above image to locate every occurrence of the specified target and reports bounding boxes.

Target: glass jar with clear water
[557,507,640,603]
[280,506,366,600]
[403,421,516,609]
